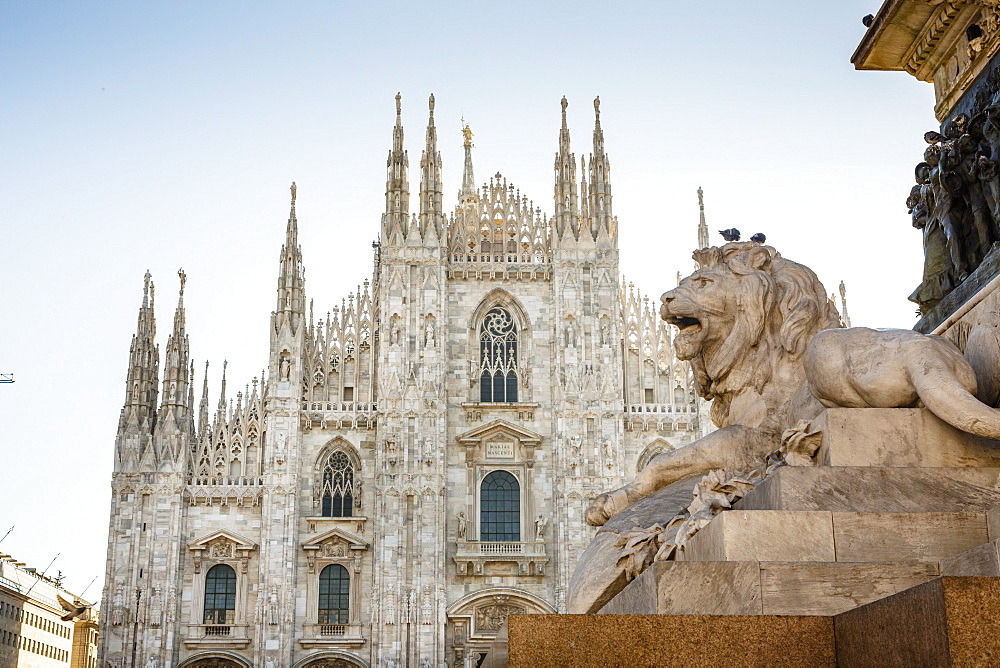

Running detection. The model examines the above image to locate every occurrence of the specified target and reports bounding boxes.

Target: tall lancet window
[479,307,518,402]
[321,451,354,517]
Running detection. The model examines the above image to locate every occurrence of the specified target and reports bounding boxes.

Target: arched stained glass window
[321,451,354,517]
[480,470,520,542]
[479,307,518,402]
[318,564,350,624]
[203,564,236,625]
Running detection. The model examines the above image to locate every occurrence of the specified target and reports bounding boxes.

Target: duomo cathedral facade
[99,95,709,668]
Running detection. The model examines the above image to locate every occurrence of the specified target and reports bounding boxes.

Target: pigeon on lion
[585,241,1000,527]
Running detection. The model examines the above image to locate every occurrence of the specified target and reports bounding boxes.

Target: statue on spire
[395,92,402,118]
[290,181,297,204]
[178,268,186,296]
[429,93,435,114]
[594,96,600,118]
[461,119,473,147]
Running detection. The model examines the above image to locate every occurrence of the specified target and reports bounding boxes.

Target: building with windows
[98,95,709,668]
[0,553,99,668]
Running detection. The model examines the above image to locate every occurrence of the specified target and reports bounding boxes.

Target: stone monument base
[504,577,1000,667]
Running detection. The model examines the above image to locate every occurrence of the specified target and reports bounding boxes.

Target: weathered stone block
[760,561,939,616]
[831,512,988,563]
[814,408,1000,468]
[941,539,1000,576]
[678,510,835,563]
[989,505,1000,541]
[507,613,836,668]
[599,561,762,615]
[736,465,1000,513]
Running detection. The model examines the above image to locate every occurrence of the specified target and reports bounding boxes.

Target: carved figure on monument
[267,585,279,625]
[908,162,954,311]
[385,583,396,624]
[475,599,525,631]
[149,585,162,627]
[565,320,578,348]
[534,514,547,540]
[111,586,125,626]
[279,355,290,381]
[210,538,233,558]
[572,241,1000,612]
[424,319,436,347]
[978,94,1000,225]
[456,511,467,539]
[942,127,993,258]
[421,584,433,624]
[924,142,969,281]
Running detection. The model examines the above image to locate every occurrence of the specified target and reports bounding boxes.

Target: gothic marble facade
[98,95,708,668]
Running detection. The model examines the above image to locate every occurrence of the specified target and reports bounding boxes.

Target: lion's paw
[585,491,627,527]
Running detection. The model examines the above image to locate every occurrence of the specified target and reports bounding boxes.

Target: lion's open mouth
[665,315,701,332]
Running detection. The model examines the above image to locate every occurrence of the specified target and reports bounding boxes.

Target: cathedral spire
[459,118,477,203]
[554,96,578,241]
[697,187,710,250]
[419,93,444,241]
[158,271,191,411]
[116,271,160,460]
[154,270,194,462]
[275,182,305,335]
[197,360,210,439]
[382,92,410,242]
[217,360,228,422]
[588,96,614,243]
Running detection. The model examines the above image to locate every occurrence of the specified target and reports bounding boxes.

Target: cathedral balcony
[301,401,377,413]
[302,402,378,431]
[298,623,366,649]
[182,624,251,650]
[626,404,695,414]
[462,402,538,421]
[187,475,264,486]
[453,541,548,577]
[447,255,551,282]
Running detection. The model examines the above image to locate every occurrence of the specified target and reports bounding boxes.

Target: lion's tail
[912,359,1000,440]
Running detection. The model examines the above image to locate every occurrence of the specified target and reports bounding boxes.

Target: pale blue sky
[1,1,935,603]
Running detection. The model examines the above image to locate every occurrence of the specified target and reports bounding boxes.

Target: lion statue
[585,241,1000,527]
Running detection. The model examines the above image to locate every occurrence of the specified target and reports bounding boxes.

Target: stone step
[514,578,1000,667]
[508,611,837,667]
[814,408,1000,468]
[599,560,941,617]
[735,465,1000,514]
[676,509,989,564]
[835,577,1000,666]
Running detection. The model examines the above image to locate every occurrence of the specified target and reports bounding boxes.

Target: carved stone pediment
[456,419,543,467]
[188,529,257,574]
[302,527,369,573]
[474,597,525,632]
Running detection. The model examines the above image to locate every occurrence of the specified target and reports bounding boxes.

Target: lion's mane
[687,243,842,428]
